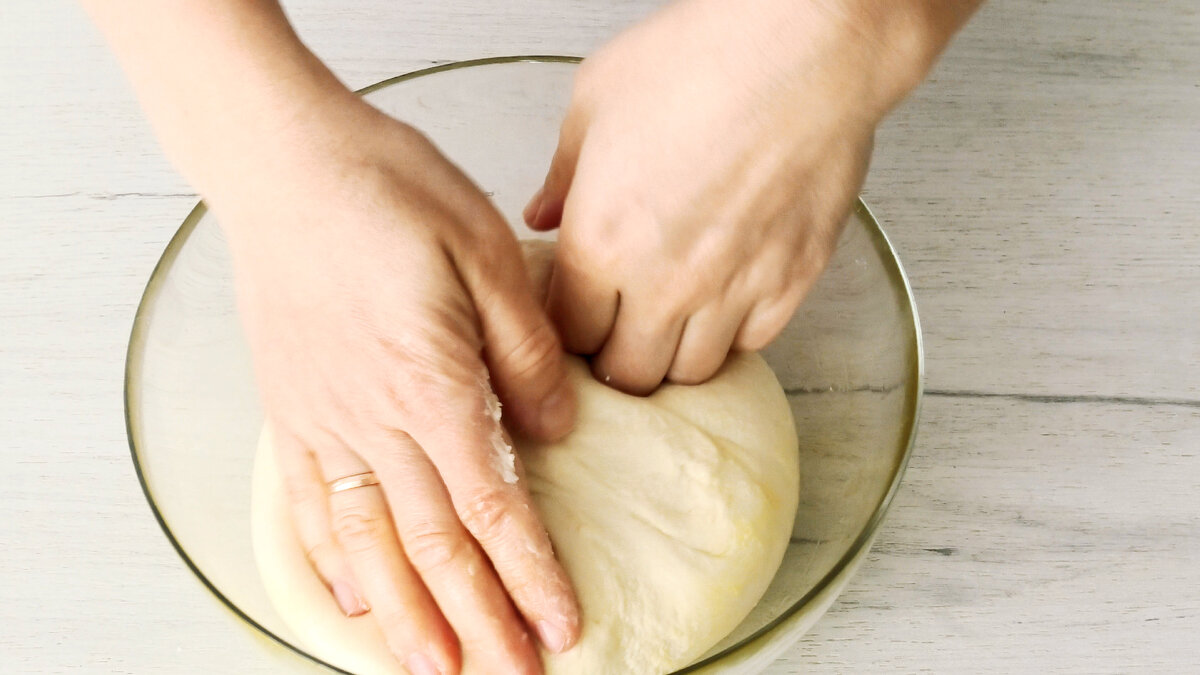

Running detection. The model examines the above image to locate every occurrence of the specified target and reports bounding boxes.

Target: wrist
[190,70,372,203]
[817,0,982,114]
[172,44,367,199]
[84,0,366,201]
[745,0,979,121]
[706,0,956,126]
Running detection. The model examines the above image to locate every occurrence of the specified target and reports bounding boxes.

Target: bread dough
[251,245,800,674]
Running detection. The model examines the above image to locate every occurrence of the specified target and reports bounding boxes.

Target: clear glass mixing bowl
[125,56,922,674]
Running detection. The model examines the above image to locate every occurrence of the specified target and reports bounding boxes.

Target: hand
[525,0,941,394]
[216,100,580,674]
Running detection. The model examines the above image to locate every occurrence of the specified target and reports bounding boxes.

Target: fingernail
[331,581,369,617]
[523,186,545,225]
[539,384,575,440]
[404,653,441,675]
[536,620,570,653]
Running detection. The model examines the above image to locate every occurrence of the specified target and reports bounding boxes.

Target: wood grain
[1,0,1197,672]
[865,1,1200,401]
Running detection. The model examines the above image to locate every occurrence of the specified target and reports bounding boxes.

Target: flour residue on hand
[481,377,518,485]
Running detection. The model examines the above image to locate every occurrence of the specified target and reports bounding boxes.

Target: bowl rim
[124,54,924,674]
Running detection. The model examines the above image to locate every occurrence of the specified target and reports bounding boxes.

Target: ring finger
[591,297,686,396]
[370,431,542,670]
[546,247,619,355]
[666,300,747,385]
[315,441,457,675]
[271,426,367,617]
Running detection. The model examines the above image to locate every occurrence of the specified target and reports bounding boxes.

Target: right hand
[211,96,580,674]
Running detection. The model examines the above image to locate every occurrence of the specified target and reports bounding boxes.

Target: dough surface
[251,245,800,674]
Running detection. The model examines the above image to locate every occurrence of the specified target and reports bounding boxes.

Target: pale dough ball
[251,244,800,674]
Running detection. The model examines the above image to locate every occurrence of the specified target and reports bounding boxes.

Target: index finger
[411,376,581,655]
[545,249,619,356]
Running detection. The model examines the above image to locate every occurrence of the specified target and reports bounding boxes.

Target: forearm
[79,0,358,198]
[909,0,984,50]
[644,0,981,132]
[828,0,985,110]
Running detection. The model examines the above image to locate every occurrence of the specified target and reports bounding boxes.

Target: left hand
[525,0,934,394]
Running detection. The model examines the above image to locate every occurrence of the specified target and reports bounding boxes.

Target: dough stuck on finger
[251,242,800,674]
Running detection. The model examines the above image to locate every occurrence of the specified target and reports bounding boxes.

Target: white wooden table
[2,1,1197,672]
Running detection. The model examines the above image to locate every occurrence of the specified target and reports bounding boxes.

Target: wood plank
[788,393,1200,672]
[864,1,1200,401]
[2,0,1197,672]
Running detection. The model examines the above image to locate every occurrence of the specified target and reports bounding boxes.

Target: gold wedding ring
[327,471,380,494]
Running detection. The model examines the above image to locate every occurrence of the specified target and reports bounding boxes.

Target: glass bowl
[125,56,922,674]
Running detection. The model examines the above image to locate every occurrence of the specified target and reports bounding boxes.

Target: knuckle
[375,609,420,655]
[403,523,471,573]
[563,205,627,258]
[738,288,803,352]
[331,508,392,555]
[620,378,660,398]
[503,573,539,601]
[595,343,665,396]
[504,568,559,608]
[380,349,485,421]
[457,488,517,542]
[735,325,770,352]
[303,540,340,568]
[669,363,713,387]
[466,226,517,274]
[738,320,780,352]
[283,477,322,511]
[495,321,562,388]
[602,367,659,397]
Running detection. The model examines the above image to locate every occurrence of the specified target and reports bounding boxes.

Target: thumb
[456,228,577,442]
[523,111,586,232]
